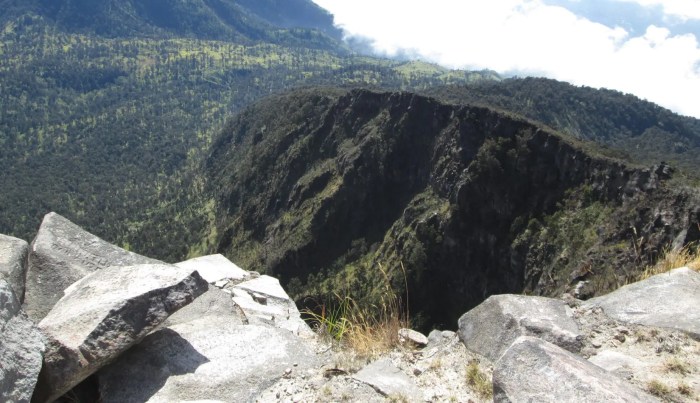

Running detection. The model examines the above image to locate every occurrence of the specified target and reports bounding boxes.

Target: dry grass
[302,263,410,358]
[665,357,692,375]
[677,383,692,396]
[646,379,672,398]
[639,242,700,280]
[466,360,493,399]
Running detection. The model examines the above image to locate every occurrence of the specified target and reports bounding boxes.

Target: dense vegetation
[424,78,700,173]
[0,7,495,259]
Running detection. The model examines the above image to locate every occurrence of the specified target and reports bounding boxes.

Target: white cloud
[312,0,700,118]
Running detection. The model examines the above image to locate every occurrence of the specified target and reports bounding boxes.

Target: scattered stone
[175,253,249,284]
[583,267,700,338]
[24,212,160,320]
[33,264,208,402]
[353,358,423,402]
[589,350,648,379]
[458,294,582,361]
[99,319,319,402]
[399,328,429,347]
[427,330,456,348]
[0,234,28,303]
[494,336,659,402]
[0,279,45,402]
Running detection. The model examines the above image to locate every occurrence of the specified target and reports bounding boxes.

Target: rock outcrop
[0,279,45,403]
[33,264,208,402]
[98,319,319,402]
[583,267,700,338]
[24,212,160,320]
[0,234,29,303]
[458,294,582,361]
[175,253,249,284]
[493,336,658,402]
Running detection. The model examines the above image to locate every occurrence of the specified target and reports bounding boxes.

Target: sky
[311,0,700,119]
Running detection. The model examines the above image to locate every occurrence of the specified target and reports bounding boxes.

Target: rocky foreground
[1,212,699,402]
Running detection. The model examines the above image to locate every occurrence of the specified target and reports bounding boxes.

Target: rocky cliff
[206,88,700,329]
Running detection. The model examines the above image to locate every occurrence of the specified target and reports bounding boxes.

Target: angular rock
[353,358,423,402]
[1,280,45,403]
[24,212,160,320]
[0,234,29,303]
[98,319,319,402]
[399,328,429,347]
[588,350,649,379]
[163,285,246,327]
[458,294,582,362]
[494,336,658,402]
[33,264,207,402]
[231,275,313,337]
[583,267,700,338]
[175,254,249,284]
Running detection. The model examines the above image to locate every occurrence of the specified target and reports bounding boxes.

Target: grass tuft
[664,357,692,375]
[465,360,492,399]
[639,241,700,280]
[302,263,410,358]
[646,380,672,398]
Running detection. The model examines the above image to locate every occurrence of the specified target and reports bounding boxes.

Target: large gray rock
[583,267,700,338]
[1,280,45,403]
[353,358,423,402]
[231,275,313,337]
[163,285,246,327]
[458,294,582,361]
[175,254,249,284]
[33,264,207,402]
[0,234,28,303]
[98,318,319,402]
[24,212,160,320]
[494,336,658,402]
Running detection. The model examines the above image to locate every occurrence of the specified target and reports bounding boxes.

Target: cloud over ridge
[313,0,700,118]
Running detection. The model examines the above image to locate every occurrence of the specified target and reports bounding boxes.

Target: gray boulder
[175,254,249,284]
[583,267,700,338]
[0,280,45,403]
[494,336,658,402]
[163,285,246,327]
[98,318,319,402]
[353,358,423,402]
[0,234,28,303]
[231,275,313,337]
[33,264,207,402]
[24,212,160,320]
[458,294,582,362]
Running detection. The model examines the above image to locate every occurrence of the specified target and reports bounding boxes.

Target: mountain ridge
[205,87,700,329]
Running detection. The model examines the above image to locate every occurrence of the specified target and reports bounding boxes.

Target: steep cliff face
[207,88,700,329]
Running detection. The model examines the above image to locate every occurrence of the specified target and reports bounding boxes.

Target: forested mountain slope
[206,88,700,329]
[424,78,700,173]
[0,0,342,45]
[0,2,495,257]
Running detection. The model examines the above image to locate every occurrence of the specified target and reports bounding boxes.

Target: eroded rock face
[494,336,658,403]
[24,212,160,320]
[0,279,45,403]
[98,319,319,402]
[458,294,582,361]
[33,264,208,403]
[0,234,29,303]
[583,267,700,338]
